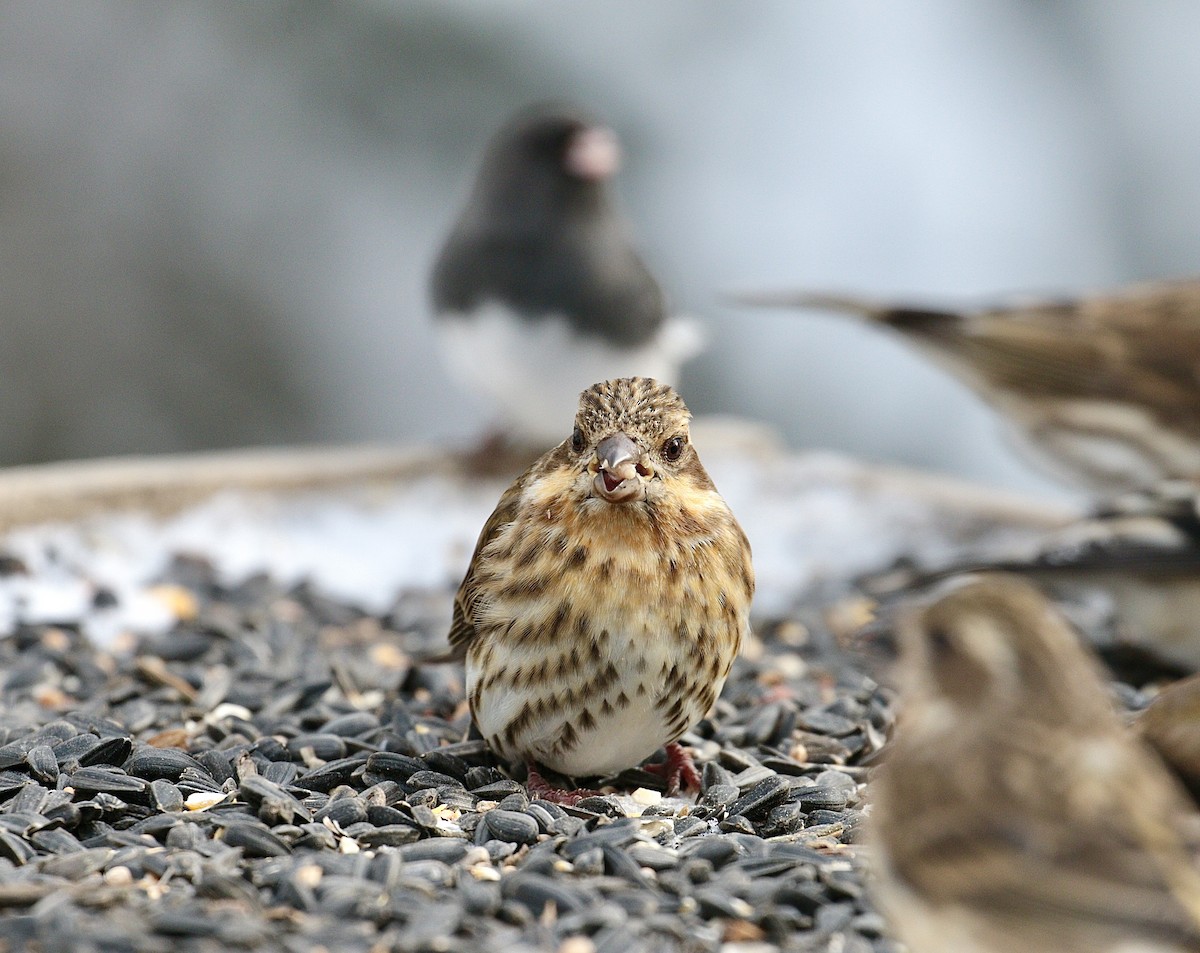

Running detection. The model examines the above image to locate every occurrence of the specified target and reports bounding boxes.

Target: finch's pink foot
[644,742,702,796]
[524,763,603,805]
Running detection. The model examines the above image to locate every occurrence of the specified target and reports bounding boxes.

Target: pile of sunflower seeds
[0,552,900,953]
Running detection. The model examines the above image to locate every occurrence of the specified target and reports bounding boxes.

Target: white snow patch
[0,445,1067,647]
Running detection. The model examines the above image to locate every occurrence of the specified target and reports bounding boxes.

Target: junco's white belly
[437,303,703,444]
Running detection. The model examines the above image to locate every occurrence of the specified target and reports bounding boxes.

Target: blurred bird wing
[737,289,1129,396]
[961,300,1200,417]
[738,283,1200,429]
[734,289,1088,378]
[902,810,1200,948]
[952,315,1123,395]
[445,472,529,661]
[1071,278,1200,335]
[863,490,1200,598]
[949,290,1200,429]
[1006,513,1200,575]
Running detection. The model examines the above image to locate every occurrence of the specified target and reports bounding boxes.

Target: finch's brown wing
[444,472,529,661]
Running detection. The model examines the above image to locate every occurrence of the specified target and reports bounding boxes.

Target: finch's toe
[645,742,702,796]
[524,762,604,806]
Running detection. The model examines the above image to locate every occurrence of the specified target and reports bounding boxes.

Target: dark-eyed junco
[872,574,1200,953]
[737,280,1200,493]
[432,105,703,449]
[440,377,753,802]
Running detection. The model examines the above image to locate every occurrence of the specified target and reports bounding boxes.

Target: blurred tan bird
[872,574,1200,953]
[738,279,1200,493]
[444,377,754,800]
[1139,672,1200,804]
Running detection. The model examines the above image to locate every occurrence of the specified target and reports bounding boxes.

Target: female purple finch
[445,377,753,800]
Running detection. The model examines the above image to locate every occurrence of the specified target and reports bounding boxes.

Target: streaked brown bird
[738,279,1200,493]
[872,574,1200,953]
[445,377,754,800]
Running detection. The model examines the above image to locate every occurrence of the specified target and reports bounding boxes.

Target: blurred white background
[1,1,1197,502]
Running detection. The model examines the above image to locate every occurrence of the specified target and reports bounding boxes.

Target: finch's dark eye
[662,435,685,462]
[570,427,585,453]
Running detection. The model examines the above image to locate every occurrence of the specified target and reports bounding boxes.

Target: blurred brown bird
[1139,672,1200,804]
[872,574,1200,953]
[738,279,1200,493]
[445,377,754,800]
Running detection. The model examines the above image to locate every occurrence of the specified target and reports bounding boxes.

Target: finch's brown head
[898,574,1113,729]
[567,377,701,505]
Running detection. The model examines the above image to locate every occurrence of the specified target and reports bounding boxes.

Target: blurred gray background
[2,1,1197,501]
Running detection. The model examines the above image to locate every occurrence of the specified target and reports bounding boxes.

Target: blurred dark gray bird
[737,279,1200,494]
[432,105,702,447]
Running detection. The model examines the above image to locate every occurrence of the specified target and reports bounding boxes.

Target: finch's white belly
[436,304,704,445]
[542,688,679,778]
[467,627,719,779]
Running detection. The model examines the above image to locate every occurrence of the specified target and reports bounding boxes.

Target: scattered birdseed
[0,556,915,953]
[0,464,1102,953]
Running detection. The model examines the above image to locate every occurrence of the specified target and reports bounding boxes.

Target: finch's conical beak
[593,432,646,504]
